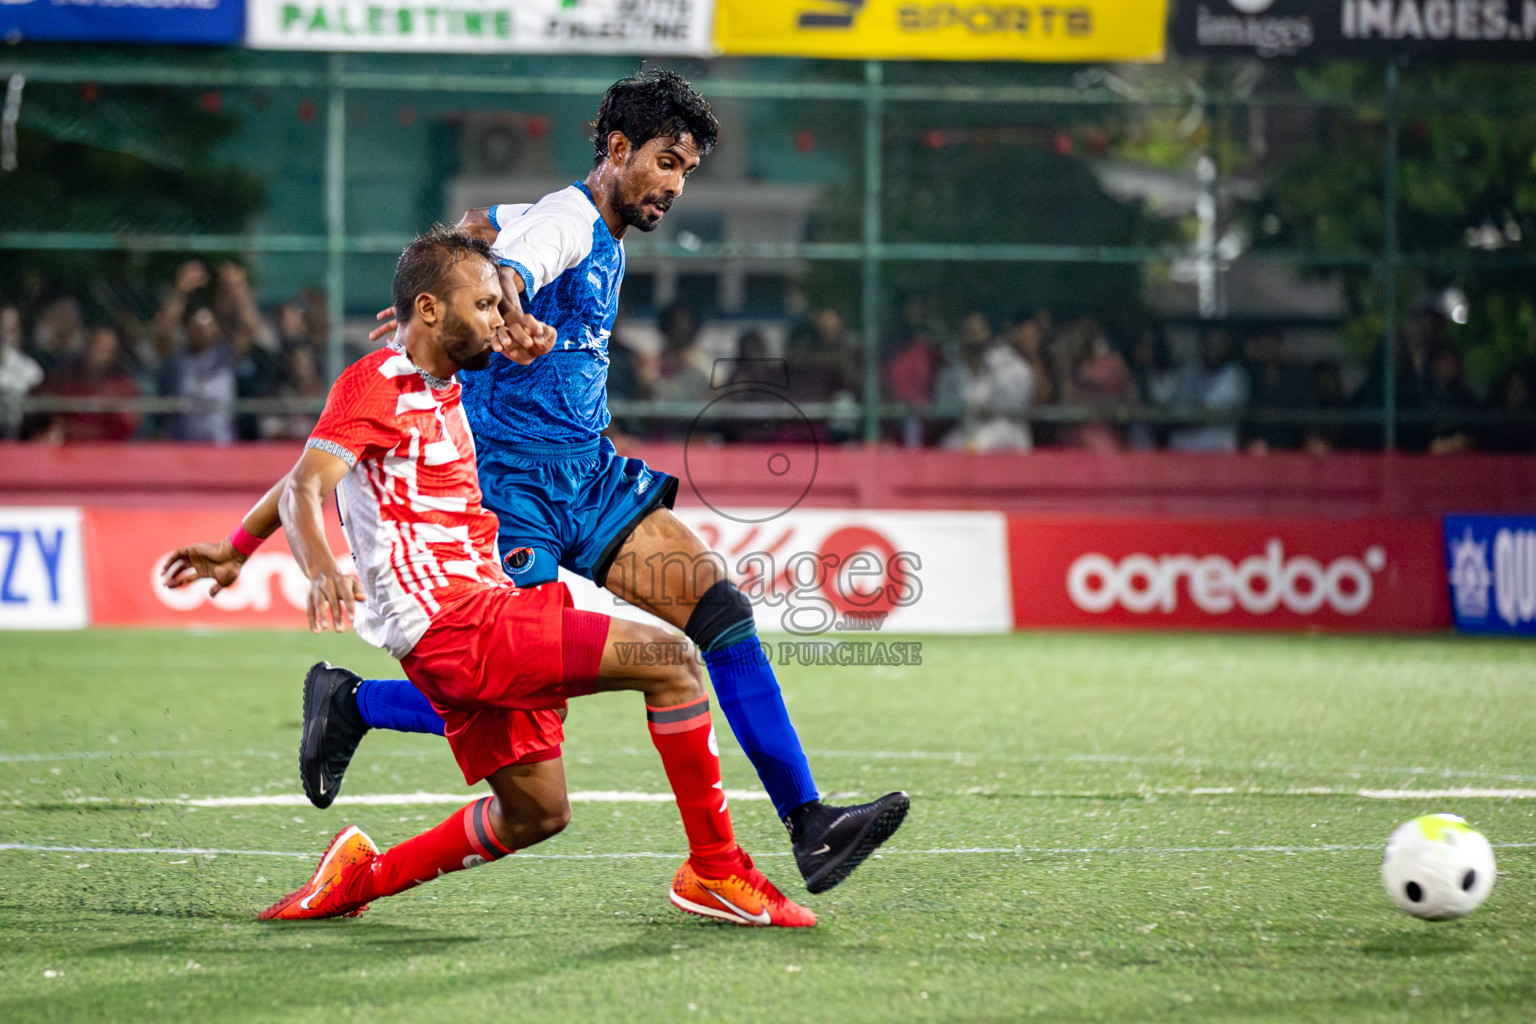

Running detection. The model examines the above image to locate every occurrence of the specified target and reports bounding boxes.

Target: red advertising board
[70,506,1454,633]
[83,506,349,628]
[1006,516,1450,632]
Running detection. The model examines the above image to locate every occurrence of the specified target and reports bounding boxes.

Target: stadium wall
[5,443,1536,516]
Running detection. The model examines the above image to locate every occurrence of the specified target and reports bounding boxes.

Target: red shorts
[400,582,611,784]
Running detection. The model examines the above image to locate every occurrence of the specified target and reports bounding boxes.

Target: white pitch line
[997,787,1536,800]
[0,750,209,764]
[5,842,1536,861]
[1357,788,1536,800]
[52,790,771,809]
[12,748,1536,785]
[23,786,1536,811]
[0,843,314,858]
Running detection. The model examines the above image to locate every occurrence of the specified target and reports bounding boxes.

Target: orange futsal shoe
[670,849,817,928]
[259,825,378,921]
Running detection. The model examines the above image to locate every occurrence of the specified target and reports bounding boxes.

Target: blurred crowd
[611,293,1535,455]
[0,260,329,443]
[3,266,1533,454]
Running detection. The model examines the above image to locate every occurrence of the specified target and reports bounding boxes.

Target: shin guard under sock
[646,696,739,877]
[357,796,511,902]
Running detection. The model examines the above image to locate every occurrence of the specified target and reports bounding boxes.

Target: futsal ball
[1381,813,1495,920]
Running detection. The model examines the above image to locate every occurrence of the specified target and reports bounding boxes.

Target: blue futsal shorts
[476,436,679,588]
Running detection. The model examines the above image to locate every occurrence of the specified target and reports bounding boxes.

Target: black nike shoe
[300,662,369,810]
[790,791,910,894]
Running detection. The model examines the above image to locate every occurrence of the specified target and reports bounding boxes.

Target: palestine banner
[1171,0,1536,60]
[245,0,712,53]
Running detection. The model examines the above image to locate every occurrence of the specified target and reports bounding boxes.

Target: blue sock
[356,678,447,736]
[703,639,819,818]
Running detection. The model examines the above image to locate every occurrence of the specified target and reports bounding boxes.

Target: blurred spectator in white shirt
[0,304,44,438]
[1004,309,1055,407]
[1168,329,1250,453]
[936,310,1034,452]
[160,305,236,444]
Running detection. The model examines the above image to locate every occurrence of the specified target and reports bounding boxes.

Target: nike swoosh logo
[702,885,771,926]
[812,844,831,856]
[299,882,330,911]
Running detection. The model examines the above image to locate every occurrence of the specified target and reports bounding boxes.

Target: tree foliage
[0,84,264,322]
[1261,62,1536,385]
[803,103,1172,344]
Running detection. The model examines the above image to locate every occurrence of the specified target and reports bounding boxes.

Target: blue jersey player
[169,71,907,895]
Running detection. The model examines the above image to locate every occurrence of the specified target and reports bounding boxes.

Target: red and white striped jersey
[306,346,511,657]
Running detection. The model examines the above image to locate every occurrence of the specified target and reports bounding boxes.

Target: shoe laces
[730,849,789,904]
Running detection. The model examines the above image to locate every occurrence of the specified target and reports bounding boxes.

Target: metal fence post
[860,59,884,444]
[325,52,347,384]
[1381,59,1401,452]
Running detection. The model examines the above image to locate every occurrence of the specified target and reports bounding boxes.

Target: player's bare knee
[678,649,703,691]
[649,657,704,707]
[541,804,572,838]
[486,792,570,849]
[486,797,519,841]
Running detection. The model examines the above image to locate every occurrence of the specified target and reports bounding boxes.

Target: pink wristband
[229,525,265,559]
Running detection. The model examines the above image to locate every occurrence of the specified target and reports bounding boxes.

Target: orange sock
[356,796,512,903]
[647,697,740,877]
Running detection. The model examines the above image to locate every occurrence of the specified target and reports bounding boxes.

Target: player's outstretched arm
[460,205,558,363]
[454,207,498,243]
[365,263,555,366]
[491,266,556,365]
[279,449,361,634]
[160,471,291,595]
[367,208,518,344]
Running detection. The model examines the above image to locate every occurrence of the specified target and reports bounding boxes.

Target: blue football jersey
[461,182,624,446]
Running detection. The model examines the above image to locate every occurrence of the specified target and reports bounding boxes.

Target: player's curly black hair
[591,69,719,167]
[392,226,495,324]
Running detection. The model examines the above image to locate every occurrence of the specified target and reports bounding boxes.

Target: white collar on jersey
[386,340,456,391]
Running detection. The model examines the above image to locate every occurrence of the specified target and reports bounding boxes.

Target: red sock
[355,796,513,903]
[647,697,740,877]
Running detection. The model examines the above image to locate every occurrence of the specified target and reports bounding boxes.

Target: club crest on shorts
[503,547,535,577]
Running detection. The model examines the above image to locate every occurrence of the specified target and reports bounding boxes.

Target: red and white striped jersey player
[253,227,814,926]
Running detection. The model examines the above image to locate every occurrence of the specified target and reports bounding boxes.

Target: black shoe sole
[300,662,359,810]
[803,792,911,895]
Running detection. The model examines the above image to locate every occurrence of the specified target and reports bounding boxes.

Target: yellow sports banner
[714,0,1167,61]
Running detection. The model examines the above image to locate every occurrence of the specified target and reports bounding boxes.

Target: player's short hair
[392,227,496,325]
[591,68,719,167]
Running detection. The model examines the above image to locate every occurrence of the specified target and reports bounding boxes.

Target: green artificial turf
[1,629,1534,1022]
